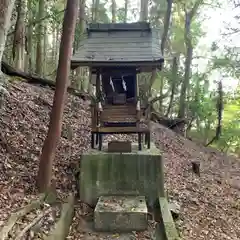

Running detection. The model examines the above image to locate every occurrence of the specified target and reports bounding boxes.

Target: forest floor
[0,81,240,240]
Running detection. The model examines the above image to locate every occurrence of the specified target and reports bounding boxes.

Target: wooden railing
[100,104,137,123]
[91,103,146,130]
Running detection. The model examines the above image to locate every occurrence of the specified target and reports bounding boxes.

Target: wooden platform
[91,127,151,151]
[91,126,149,133]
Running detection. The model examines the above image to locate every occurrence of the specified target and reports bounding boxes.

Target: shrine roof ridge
[87,22,151,32]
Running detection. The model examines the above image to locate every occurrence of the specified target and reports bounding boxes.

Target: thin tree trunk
[51,23,56,63]
[55,25,59,65]
[0,0,16,79]
[4,27,14,64]
[25,0,33,72]
[79,0,85,45]
[91,0,95,22]
[43,25,47,75]
[158,76,164,113]
[37,0,78,192]
[178,11,193,119]
[88,71,93,94]
[160,0,173,55]
[35,0,44,76]
[112,0,117,23]
[94,0,99,22]
[74,0,86,89]
[140,0,148,21]
[124,0,128,22]
[166,55,179,117]
[13,0,26,70]
[178,0,202,118]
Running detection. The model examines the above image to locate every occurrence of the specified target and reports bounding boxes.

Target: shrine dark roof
[71,22,164,69]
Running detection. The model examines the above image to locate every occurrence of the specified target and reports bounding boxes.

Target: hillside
[0,81,240,240]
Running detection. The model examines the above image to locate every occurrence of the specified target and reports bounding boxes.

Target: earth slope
[0,82,239,239]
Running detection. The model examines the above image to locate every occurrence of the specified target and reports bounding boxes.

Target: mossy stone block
[79,143,164,208]
[94,195,148,232]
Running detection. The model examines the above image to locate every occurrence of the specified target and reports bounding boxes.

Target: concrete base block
[79,143,164,208]
[158,197,180,239]
[94,195,148,232]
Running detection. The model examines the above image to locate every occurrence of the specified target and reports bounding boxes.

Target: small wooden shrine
[71,22,164,151]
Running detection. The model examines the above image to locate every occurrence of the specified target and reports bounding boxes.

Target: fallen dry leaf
[0,81,239,239]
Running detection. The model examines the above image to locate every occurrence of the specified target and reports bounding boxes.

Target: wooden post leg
[138,133,142,151]
[91,133,94,149]
[98,134,102,151]
[147,132,151,149]
[96,133,98,145]
[145,133,148,145]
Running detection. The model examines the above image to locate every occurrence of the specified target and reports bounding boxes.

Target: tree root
[15,207,52,240]
[0,194,45,240]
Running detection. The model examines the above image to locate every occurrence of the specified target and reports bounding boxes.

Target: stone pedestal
[94,195,148,232]
[79,143,164,208]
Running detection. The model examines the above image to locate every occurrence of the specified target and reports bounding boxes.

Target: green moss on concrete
[79,143,164,208]
[46,195,75,240]
[158,197,180,240]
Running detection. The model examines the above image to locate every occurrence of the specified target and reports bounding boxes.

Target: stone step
[94,195,148,232]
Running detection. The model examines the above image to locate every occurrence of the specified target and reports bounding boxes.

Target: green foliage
[145,0,240,154]
[98,3,111,23]
[212,51,240,78]
[117,8,126,22]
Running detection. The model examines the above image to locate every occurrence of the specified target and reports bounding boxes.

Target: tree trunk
[35,0,44,76]
[160,0,173,55]
[78,0,85,48]
[73,0,85,53]
[140,0,148,21]
[4,33,13,63]
[91,0,95,22]
[80,2,88,91]
[178,1,202,118]
[55,25,59,65]
[13,0,26,70]
[51,23,56,64]
[166,55,179,117]
[124,0,128,22]
[74,0,87,90]
[0,0,16,80]
[112,0,117,23]
[37,0,78,192]
[178,11,193,119]
[25,0,33,72]
[158,76,164,113]
[93,0,99,22]
[88,72,93,94]
[147,68,156,96]
[43,25,47,75]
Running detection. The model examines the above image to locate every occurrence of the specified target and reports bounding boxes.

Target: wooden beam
[91,127,150,133]
[71,60,164,71]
